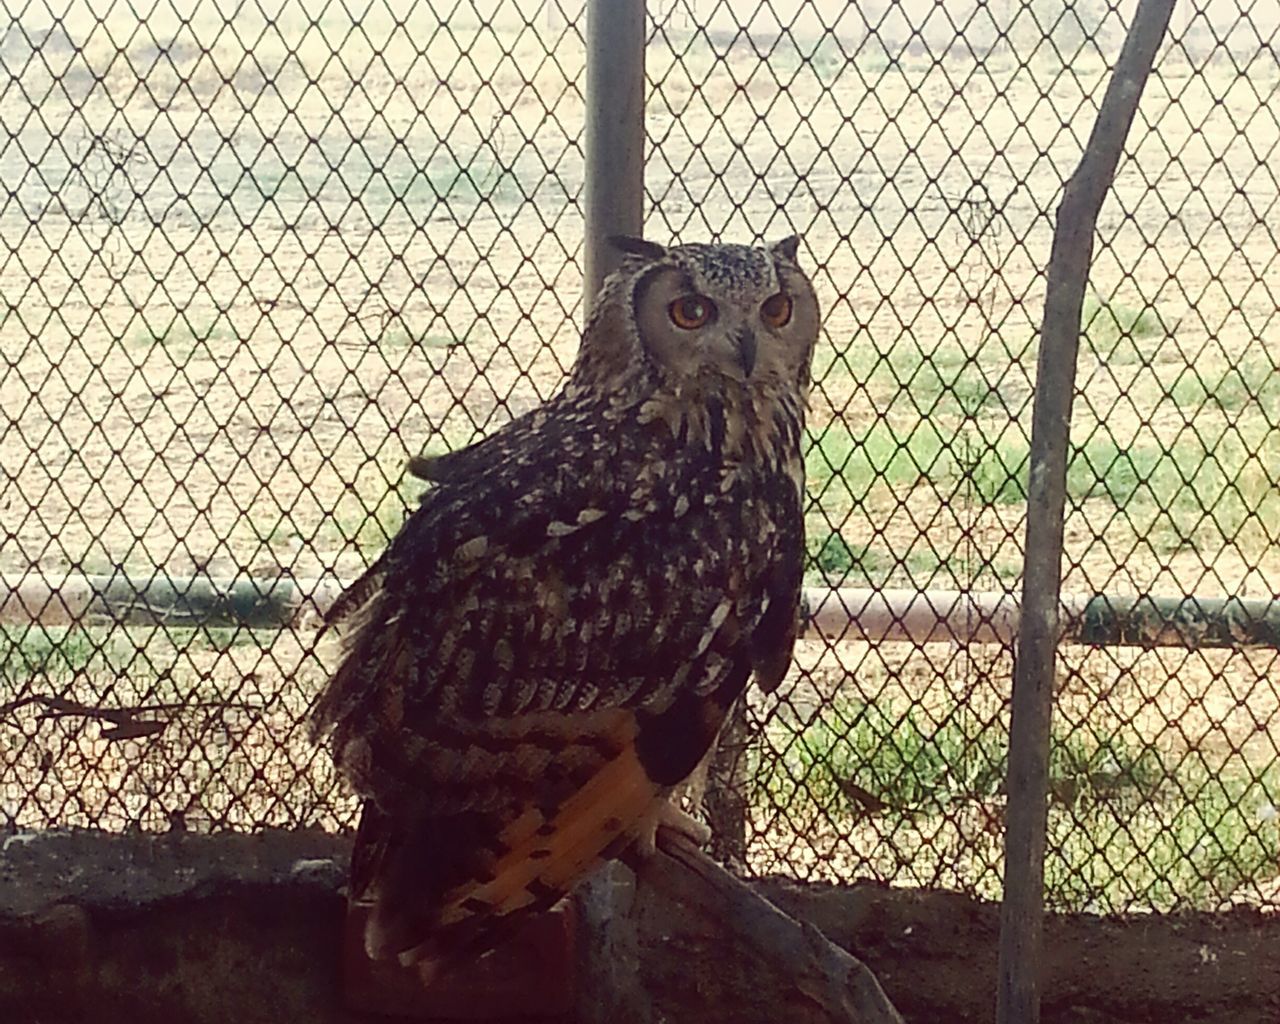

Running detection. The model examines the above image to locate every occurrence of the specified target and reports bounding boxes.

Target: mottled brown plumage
[310,235,820,977]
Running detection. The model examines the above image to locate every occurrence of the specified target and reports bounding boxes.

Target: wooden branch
[0,693,262,739]
[998,4,1177,1024]
[701,699,751,865]
[601,829,905,1024]
[573,863,655,1024]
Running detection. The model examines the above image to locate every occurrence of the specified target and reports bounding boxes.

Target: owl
[310,234,820,979]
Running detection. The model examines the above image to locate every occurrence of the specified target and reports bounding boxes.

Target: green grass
[1081,295,1165,364]
[0,623,268,688]
[130,317,236,355]
[0,623,281,723]
[949,435,1030,505]
[818,342,1014,424]
[901,548,950,582]
[907,360,1006,418]
[1044,765,1280,910]
[806,532,882,582]
[351,487,413,552]
[1171,356,1280,416]
[803,538,1021,588]
[809,370,1280,567]
[751,696,1280,910]
[1,625,108,683]
[805,420,947,503]
[900,546,1024,586]
[1067,439,1169,506]
[310,487,405,557]
[382,328,465,351]
[766,34,856,86]
[1067,430,1280,555]
[251,168,301,202]
[754,699,1163,819]
[193,627,273,653]
[397,153,525,208]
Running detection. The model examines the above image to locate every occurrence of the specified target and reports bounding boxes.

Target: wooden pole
[701,699,751,865]
[996,4,1177,1022]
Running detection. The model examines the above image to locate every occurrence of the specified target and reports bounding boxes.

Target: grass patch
[751,697,1280,910]
[900,546,1023,586]
[192,627,274,653]
[823,343,1008,421]
[131,317,236,355]
[0,624,268,692]
[809,413,1278,559]
[907,360,1006,418]
[0,626,113,683]
[415,153,523,206]
[754,699,1163,820]
[806,532,882,583]
[310,478,413,557]
[1044,765,1280,910]
[352,486,414,552]
[768,34,856,86]
[382,329,465,351]
[1067,439,1170,506]
[1067,431,1280,554]
[1082,294,1164,364]
[1171,356,1280,416]
[252,168,302,202]
[806,420,947,503]
[949,436,1030,505]
[949,368,1006,417]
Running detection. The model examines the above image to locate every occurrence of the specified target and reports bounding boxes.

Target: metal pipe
[996,3,1177,1021]
[5,573,1277,651]
[582,0,647,317]
[0,572,340,630]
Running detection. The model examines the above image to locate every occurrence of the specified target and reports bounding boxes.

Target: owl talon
[635,800,712,858]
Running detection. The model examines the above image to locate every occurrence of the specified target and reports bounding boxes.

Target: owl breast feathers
[310,234,820,977]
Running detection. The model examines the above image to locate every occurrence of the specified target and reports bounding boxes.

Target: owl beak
[736,328,758,377]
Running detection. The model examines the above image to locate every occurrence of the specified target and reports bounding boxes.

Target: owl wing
[311,404,802,973]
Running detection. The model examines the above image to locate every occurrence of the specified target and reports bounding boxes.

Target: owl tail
[351,802,488,969]
[350,717,669,978]
[351,801,558,979]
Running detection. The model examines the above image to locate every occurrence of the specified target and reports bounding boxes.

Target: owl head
[573,236,820,398]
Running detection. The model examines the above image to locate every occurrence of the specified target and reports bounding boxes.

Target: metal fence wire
[2,1,1278,915]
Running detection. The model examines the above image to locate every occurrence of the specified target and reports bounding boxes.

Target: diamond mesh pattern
[2,2,1278,914]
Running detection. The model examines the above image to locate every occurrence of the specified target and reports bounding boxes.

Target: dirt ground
[2,18,1276,589]
[1,9,1278,914]
[757,877,1280,1024]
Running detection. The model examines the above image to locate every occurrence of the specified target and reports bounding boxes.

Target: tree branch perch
[578,828,906,1024]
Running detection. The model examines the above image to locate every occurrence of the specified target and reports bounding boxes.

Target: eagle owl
[311,234,819,977]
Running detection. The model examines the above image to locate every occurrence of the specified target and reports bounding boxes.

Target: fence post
[996,3,1176,1023]
[583,0,647,317]
[703,701,750,865]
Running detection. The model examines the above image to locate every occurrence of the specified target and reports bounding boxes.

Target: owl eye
[761,293,793,328]
[668,295,715,330]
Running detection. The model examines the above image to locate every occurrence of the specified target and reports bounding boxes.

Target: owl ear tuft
[608,235,668,261]
[771,234,802,263]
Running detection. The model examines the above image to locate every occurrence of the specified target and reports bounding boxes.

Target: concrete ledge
[1,829,1277,1024]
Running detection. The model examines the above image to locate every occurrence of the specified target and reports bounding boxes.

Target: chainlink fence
[1,1,1278,914]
